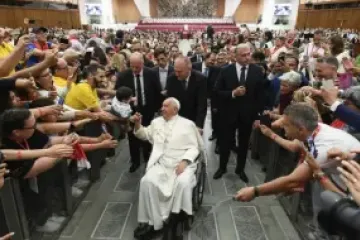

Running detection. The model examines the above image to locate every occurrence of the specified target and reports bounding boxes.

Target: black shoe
[236,171,249,183]
[134,223,148,237]
[134,224,155,239]
[213,168,227,179]
[215,145,219,154]
[129,164,140,173]
[208,134,216,141]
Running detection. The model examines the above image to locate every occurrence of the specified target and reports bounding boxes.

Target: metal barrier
[251,129,313,238]
[0,120,116,239]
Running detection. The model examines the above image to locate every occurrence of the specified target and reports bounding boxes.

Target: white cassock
[134,115,203,230]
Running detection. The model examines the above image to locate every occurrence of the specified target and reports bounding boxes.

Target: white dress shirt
[235,62,249,82]
[159,65,169,90]
[134,70,146,105]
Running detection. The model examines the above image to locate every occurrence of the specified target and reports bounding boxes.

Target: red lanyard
[312,125,321,140]
[16,140,29,150]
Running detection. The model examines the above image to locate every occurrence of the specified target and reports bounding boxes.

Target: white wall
[101,0,115,24]
[224,0,242,17]
[78,0,88,25]
[134,0,150,17]
[260,0,299,30]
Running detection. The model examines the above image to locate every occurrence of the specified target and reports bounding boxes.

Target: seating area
[136,18,239,32]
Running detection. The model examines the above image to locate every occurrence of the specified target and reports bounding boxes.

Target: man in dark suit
[166,57,207,131]
[213,44,266,182]
[115,52,162,173]
[190,44,203,63]
[153,48,174,102]
[206,25,214,41]
[192,52,220,141]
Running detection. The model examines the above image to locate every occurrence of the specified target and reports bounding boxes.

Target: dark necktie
[181,80,187,90]
[136,75,143,106]
[239,66,246,86]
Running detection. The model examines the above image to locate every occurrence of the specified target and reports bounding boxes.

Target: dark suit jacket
[214,63,266,124]
[192,62,202,72]
[115,67,162,125]
[334,104,360,131]
[191,54,203,63]
[166,70,207,128]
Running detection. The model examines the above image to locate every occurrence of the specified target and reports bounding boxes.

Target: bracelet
[17,151,22,160]
[253,186,260,198]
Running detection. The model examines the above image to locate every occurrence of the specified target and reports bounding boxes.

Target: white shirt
[235,62,248,82]
[311,123,360,213]
[159,65,169,90]
[133,70,146,105]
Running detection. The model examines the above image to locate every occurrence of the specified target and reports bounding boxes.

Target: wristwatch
[313,171,326,180]
[253,186,260,198]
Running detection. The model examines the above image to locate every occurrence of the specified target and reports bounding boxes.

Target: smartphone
[58,97,65,106]
[322,79,335,89]
[260,114,272,127]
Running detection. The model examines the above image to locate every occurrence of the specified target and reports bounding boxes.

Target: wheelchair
[162,152,207,240]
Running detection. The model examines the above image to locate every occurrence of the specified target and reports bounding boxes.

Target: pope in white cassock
[132,97,204,239]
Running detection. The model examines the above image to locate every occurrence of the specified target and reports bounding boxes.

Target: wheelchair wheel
[193,162,206,212]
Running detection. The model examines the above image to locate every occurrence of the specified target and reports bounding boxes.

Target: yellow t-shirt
[0,42,15,76]
[65,81,99,110]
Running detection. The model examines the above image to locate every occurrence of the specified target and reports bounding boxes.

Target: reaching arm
[0,42,26,77]
[37,119,92,135]
[257,163,312,196]
[9,52,57,79]
[134,120,154,143]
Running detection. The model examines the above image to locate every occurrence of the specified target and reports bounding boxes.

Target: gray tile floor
[59,114,301,240]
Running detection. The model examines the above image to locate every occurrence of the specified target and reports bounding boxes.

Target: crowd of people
[0,24,360,240]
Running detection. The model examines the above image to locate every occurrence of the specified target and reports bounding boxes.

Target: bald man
[115,52,162,173]
[166,56,207,130]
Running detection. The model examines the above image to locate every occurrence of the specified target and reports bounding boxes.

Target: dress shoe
[134,224,155,239]
[134,223,148,237]
[129,164,140,173]
[236,171,249,183]
[213,168,227,179]
[208,134,216,141]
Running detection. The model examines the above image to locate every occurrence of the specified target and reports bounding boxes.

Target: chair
[162,152,207,240]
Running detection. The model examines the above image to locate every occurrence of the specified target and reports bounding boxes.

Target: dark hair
[264,31,273,41]
[0,108,32,137]
[29,98,54,109]
[154,48,168,59]
[237,34,245,44]
[93,47,108,66]
[330,35,344,56]
[83,64,104,79]
[115,86,133,102]
[314,30,323,36]
[252,51,266,62]
[317,56,339,69]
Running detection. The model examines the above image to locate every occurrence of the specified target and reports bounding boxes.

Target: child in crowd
[110,86,133,133]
